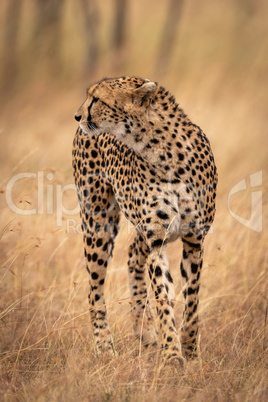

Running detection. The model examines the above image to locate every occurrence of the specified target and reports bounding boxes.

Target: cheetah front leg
[81,191,120,355]
[179,239,204,359]
[128,234,158,347]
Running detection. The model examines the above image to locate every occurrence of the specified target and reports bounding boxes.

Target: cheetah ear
[132,80,157,106]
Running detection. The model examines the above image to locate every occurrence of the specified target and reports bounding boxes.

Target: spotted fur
[72,76,218,366]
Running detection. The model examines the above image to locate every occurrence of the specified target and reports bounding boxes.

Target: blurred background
[0,1,267,399]
[0,0,267,176]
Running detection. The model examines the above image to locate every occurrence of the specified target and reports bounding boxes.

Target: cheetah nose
[74,114,82,122]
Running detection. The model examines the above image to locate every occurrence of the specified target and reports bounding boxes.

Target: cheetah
[72,76,218,366]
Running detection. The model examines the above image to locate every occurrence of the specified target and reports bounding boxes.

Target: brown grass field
[0,1,267,401]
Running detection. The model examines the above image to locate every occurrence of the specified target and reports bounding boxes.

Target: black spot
[183,249,188,259]
[156,210,169,220]
[96,238,103,247]
[165,271,173,283]
[180,262,188,280]
[182,239,202,250]
[188,287,195,295]
[151,239,163,248]
[91,272,99,280]
[155,265,162,277]
[147,230,154,239]
[191,263,198,274]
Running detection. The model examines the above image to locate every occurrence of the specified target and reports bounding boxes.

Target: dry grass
[0,82,267,402]
[1,1,268,401]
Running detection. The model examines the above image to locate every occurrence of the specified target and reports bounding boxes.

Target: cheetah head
[75,76,158,147]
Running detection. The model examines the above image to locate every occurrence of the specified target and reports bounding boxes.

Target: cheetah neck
[122,87,198,179]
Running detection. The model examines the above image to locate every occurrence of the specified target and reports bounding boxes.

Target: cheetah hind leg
[147,246,184,367]
[179,239,204,359]
[128,234,158,348]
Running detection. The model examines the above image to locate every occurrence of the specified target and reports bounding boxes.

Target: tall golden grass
[0,1,267,400]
